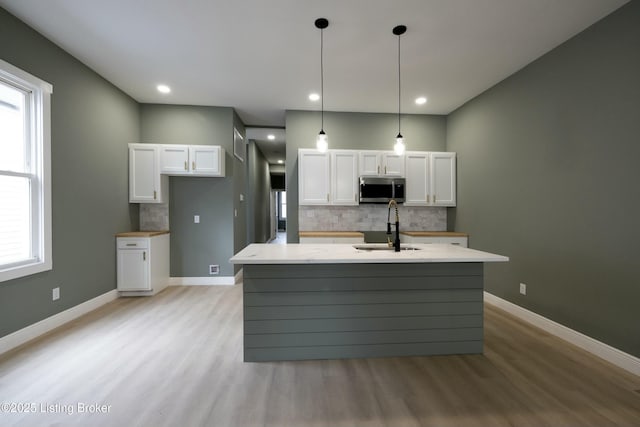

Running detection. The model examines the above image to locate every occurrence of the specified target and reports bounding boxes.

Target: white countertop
[230,243,509,265]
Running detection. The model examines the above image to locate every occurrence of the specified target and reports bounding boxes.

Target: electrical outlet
[52,287,60,301]
[194,215,200,224]
[209,265,220,275]
[519,283,527,295]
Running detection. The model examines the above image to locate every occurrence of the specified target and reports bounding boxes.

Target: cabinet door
[382,153,405,177]
[191,146,224,176]
[160,145,190,175]
[358,152,381,176]
[117,249,150,291]
[298,150,330,205]
[129,144,162,203]
[331,150,358,205]
[404,152,429,205]
[430,152,456,206]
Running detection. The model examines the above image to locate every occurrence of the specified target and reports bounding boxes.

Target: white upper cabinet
[358,151,405,177]
[298,149,359,206]
[160,145,225,177]
[404,151,456,207]
[405,152,430,205]
[331,150,359,205]
[430,152,456,206]
[190,146,224,176]
[129,144,168,203]
[160,145,189,174]
[298,149,331,205]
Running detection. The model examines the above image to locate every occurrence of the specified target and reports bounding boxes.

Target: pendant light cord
[397,32,401,135]
[320,26,324,131]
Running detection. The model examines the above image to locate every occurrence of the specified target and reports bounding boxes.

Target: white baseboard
[484,291,640,377]
[168,273,239,286]
[0,289,118,356]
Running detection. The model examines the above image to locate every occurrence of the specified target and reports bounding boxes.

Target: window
[280,191,287,219]
[0,59,52,282]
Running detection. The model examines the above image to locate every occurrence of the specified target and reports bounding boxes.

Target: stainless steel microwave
[359,177,405,204]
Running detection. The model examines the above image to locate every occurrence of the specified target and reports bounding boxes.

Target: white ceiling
[0,0,629,163]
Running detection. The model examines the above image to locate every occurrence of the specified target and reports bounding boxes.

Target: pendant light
[393,25,406,155]
[315,18,329,152]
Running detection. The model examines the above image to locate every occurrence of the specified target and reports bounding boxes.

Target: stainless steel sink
[353,244,421,252]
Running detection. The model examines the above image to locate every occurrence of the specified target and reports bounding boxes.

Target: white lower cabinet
[116,233,170,295]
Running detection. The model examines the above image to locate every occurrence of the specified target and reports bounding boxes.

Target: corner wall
[446,2,640,357]
[0,8,139,338]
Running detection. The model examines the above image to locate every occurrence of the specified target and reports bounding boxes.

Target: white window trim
[0,59,52,283]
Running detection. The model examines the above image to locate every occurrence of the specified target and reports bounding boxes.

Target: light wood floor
[1,284,639,427]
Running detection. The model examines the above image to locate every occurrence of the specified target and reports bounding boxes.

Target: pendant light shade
[315,18,329,152]
[393,25,406,155]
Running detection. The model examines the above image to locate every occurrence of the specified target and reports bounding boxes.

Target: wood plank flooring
[0,284,638,427]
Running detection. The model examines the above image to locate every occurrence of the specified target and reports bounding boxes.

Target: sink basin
[353,244,421,252]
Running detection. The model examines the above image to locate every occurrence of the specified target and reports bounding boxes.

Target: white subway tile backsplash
[299,205,446,231]
[140,203,169,231]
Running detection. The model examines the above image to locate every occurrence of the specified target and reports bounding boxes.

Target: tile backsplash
[140,203,169,231]
[299,205,447,232]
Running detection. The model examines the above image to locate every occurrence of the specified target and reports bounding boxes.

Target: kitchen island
[230,243,508,362]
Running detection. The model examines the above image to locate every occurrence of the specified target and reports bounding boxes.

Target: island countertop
[230,243,508,264]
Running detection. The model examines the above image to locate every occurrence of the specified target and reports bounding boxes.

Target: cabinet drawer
[117,238,149,249]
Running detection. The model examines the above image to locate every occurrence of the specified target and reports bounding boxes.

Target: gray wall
[0,8,139,338]
[446,2,640,357]
[286,110,446,242]
[139,104,242,277]
[247,141,272,244]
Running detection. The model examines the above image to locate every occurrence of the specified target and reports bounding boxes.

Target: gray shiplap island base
[230,243,508,362]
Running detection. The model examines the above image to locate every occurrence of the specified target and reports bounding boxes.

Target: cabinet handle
[433,194,436,203]
[426,195,429,203]
[184,161,188,170]
[126,243,137,247]
[192,161,196,170]
[327,193,329,202]
[143,251,146,261]
[153,190,157,200]
[377,165,380,174]
[385,166,387,174]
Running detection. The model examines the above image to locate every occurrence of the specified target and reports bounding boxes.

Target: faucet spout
[386,199,401,252]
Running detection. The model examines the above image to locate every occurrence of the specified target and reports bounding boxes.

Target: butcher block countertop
[115,231,170,238]
[299,231,364,238]
[400,231,468,237]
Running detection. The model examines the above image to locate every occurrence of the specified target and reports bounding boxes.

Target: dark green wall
[139,104,243,277]
[285,111,446,242]
[247,141,272,243]
[0,8,139,337]
[447,2,640,357]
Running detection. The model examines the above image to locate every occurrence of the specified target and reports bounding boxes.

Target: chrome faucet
[386,199,401,252]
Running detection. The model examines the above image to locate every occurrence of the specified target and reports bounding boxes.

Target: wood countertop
[115,231,170,238]
[400,231,468,237]
[299,231,364,238]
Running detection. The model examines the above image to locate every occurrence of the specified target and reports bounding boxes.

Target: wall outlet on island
[519,283,527,295]
[209,265,220,275]
[52,287,60,301]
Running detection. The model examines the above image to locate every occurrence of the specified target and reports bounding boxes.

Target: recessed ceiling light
[277,160,284,164]
[309,93,320,101]
[415,96,427,105]
[267,134,275,140]
[157,84,171,94]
